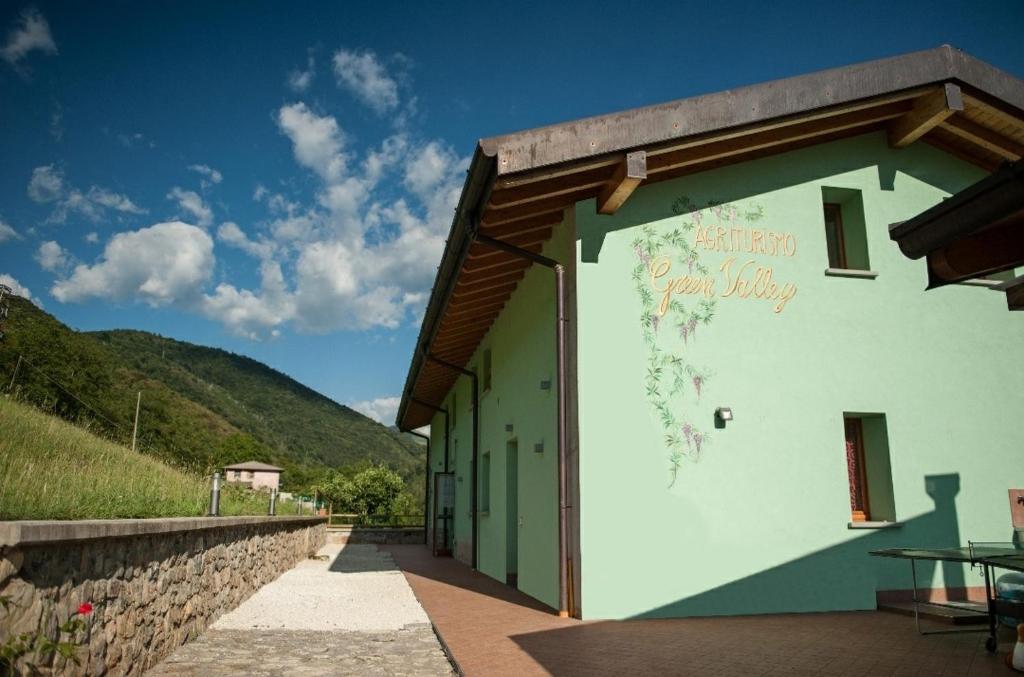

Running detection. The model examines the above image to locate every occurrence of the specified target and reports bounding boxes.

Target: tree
[322,465,405,517]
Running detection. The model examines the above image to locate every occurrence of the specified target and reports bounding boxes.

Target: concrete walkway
[147,544,454,676]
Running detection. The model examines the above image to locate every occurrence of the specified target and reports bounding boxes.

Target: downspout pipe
[411,398,450,472]
[423,350,480,571]
[404,428,431,545]
[473,230,573,618]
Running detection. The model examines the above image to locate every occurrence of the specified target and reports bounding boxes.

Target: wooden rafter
[888,83,964,148]
[597,151,647,215]
[940,115,1024,160]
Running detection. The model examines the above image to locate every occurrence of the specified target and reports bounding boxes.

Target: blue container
[996,572,1024,628]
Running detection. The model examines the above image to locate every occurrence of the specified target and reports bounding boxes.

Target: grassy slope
[0,397,295,519]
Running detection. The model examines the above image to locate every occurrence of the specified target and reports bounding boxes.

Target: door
[506,439,519,587]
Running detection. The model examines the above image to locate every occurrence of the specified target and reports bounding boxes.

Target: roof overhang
[397,46,1024,430]
[889,158,1024,304]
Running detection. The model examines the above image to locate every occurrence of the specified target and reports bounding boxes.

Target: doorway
[506,439,518,588]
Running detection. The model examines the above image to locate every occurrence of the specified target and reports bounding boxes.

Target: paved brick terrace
[384,544,1018,677]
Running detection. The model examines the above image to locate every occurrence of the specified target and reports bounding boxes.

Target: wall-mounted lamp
[505,423,514,433]
[534,441,544,454]
[540,379,552,391]
[715,407,734,423]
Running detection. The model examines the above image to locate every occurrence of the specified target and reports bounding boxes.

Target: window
[822,188,870,271]
[843,413,896,523]
[233,471,241,480]
[480,451,491,513]
[823,203,848,269]
[844,418,869,521]
[482,348,492,392]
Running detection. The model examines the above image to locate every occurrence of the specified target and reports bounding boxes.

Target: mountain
[0,295,424,495]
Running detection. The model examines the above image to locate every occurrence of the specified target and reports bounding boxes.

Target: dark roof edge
[483,45,1024,176]
[888,158,1024,259]
[395,143,498,429]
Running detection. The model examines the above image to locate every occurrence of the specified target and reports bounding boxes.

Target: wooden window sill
[825,268,879,279]
[848,521,902,529]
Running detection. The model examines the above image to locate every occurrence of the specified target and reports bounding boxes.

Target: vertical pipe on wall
[473,231,573,618]
[424,352,479,571]
[410,398,451,552]
[405,428,432,545]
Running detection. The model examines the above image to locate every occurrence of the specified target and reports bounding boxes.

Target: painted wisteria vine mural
[631,196,770,486]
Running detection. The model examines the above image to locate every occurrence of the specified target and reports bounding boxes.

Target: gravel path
[147,544,453,676]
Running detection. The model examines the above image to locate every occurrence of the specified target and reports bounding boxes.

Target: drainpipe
[405,428,431,545]
[424,350,479,571]
[411,398,451,554]
[411,398,450,472]
[472,230,573,618]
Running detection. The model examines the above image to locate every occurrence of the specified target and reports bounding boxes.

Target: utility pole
[8,355,22,393]
[131,391,141,453]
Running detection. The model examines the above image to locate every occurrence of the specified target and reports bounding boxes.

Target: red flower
[77,602,93,615]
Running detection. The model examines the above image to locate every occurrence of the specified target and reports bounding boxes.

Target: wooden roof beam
[888,83,964,148]
[597,151,647,215]
[940,115,1024,161]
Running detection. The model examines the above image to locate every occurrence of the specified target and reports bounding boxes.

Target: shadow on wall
[503,474,1023,676]
[577,133,978,263]
[628,473,967,620]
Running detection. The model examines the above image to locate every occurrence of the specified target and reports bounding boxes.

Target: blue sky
[1,1,1022,424]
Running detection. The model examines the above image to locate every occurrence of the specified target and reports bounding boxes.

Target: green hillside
[0,295,424,495]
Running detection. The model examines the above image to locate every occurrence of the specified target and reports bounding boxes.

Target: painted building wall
[427,225,571,609]
[574,132,1024,619]
[224,469,280,491]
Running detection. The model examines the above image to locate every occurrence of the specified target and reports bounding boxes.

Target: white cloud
[0,220,20,243]
[261,101,465,334]
[85,186,145,214]
[167,187,213,227]
[405,141,460,199]
[50,106,63,141]
[287,54,315,92]
[0,273,37,304]
[350,396,401,425]
[116,132,154,148]
[277,103,347,183]
[332,48,399,114]
[28,165,145,223]
[27,165,64,203]
[1,8,57,68]
[217,221,276,260]
[52,222,213,306]
[188,164,223,188]
[35,240,69,272]
[201,260,294,340]
[85,231,99,243]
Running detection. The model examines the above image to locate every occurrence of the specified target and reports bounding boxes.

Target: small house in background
[223,461,282,491]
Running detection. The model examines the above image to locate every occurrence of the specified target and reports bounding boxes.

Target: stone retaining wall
[0,516,325,676]
[326,526,425,545]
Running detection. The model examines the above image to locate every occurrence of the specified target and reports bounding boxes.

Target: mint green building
[397,46,1024,620]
